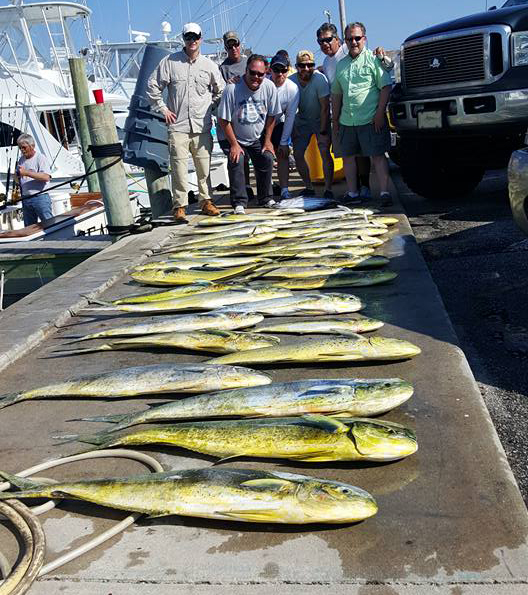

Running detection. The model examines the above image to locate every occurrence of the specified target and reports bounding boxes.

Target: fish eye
[341,487,351,494]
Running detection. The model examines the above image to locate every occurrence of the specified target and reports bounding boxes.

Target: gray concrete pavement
[0,188,527,593]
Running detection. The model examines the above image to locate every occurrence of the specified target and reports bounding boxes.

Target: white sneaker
[263,199,278,209]
[234,205,245,215]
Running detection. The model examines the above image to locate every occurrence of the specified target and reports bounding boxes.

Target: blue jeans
[22,193,53,226]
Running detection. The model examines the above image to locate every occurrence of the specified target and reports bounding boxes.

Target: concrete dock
[0,189,527,594]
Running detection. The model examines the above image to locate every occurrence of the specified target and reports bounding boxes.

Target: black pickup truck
[389,0,528,199]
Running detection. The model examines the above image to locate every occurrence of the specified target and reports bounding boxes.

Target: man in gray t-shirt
[219,30,247,83]
[218,54,281,213]
[15,133,53,226]
[289,50,334,199]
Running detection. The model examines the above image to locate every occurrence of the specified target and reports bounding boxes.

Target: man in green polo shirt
[331,22,393,206]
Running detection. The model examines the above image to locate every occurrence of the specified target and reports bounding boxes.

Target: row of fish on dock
[0,206,422,525]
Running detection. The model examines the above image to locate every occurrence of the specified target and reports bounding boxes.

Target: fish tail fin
[0,471,42,491]
[51,345,109,357]
[80,294,112,307]
[0,393,23,410]
[51,431,108,446]
[68,412,128,424]
[60,334,98,345]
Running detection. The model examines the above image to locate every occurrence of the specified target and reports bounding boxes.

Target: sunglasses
[317,36,335,45]
[226,40,240,49]
[247,68,266,78]
[183,33,201,42]
[297,62,315,69]
[271,65,288,74]
[345,35,365,43]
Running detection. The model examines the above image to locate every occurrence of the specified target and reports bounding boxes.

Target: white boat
[0,1,147,237]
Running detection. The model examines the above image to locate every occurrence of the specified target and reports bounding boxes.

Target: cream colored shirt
[147,50,225,134]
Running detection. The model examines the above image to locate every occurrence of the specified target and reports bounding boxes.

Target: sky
[2,0,499,60]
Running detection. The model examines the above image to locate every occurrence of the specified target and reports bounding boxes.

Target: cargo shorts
[339,122,391,157]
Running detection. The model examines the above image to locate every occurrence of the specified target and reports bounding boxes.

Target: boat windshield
[0,2,92,72]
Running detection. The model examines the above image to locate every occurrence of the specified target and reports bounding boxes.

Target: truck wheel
[400,163,484,199]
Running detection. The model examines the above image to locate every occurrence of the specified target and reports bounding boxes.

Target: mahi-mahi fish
[63,311,265,344]
[255,317,384,336]
[74,378,414,432]
[54,330,281,356]
[0,364,271,410]
[130,263,259,286]
[60,415,417,463]
[0,467,377,524]
[82,287,292,314]
[208,334,421,365]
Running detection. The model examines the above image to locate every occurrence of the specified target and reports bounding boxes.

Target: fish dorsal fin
[240,478,292,491]
[299,414,349,433]
[202,330,231,338]
[302,385,355,396]
[338,333,363,340]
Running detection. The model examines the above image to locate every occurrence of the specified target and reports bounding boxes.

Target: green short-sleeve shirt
[331,49,392,126]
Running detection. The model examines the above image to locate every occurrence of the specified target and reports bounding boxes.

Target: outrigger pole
[338,0,347,38]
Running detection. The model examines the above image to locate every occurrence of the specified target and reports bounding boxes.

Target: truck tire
[400,162,484,199]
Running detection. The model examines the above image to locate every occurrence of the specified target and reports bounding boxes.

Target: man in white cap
[147,22,225,223]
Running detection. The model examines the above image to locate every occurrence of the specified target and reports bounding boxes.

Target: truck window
[502,0,528,6]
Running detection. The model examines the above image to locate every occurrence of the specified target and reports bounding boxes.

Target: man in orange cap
[290,49,334,200]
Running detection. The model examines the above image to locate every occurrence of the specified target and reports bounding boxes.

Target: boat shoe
[201,200,220,216]
[172,206,189,224]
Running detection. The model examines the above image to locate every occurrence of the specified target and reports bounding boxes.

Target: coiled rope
[0,450,163,595]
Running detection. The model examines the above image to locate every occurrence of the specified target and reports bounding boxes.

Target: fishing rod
[4,94,17,204]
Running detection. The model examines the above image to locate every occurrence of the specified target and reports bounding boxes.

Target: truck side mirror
[488,5,497,10]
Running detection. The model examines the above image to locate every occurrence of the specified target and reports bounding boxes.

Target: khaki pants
[168,130,213,208]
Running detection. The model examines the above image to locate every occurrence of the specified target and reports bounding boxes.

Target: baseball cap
[182,23,201,36]
[296,49,315,63]
[223,30,240,44]
[270,54,289,68]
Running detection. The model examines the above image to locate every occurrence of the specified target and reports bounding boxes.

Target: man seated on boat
[15,134,53,226]
[147,22,225,224]
[217,54,281,215]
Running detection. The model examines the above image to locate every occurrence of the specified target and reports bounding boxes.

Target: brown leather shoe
[201,200,220,216]
[172,207,188,224]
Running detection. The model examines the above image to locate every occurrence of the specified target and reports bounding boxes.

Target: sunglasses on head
[271,65,288,74]
[345,35,365,43]
[317,36,335,45]
[183,33,201,42]
[226,40,240,48]
[297,62,315,69]
[247,68,266,78]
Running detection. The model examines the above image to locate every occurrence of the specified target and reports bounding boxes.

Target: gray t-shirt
[217,76,281,146]
[289,70,330,129]
[220,56,247,83]
[18,152,51,197]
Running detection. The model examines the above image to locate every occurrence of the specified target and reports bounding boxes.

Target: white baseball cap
[182,22,201,36]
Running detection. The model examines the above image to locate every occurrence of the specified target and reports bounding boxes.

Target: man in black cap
[220,31,247,83]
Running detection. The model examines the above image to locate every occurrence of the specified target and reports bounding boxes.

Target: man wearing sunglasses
[147,22,225,223]
[317,22,393,201]
[218,54,281,214]
[290,50,334,199]
[331,22,393,207]
[269,53,300,200]
[220,30,247,84]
